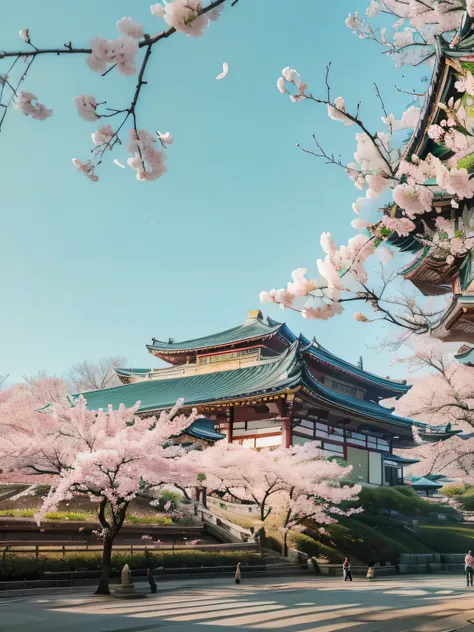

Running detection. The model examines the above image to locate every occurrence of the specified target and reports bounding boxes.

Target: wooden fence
[1,540,259,559]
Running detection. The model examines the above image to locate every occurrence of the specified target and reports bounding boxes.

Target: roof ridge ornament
[246,309,263,321]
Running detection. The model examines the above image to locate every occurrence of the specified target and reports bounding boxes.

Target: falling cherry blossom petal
[216,62,229,80]
[113,158,126,169]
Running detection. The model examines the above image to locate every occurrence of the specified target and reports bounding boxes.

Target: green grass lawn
[418,524,474,553]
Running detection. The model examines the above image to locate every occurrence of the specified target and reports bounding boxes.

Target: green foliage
[34,485,51,497]
[0,550,262,581]
[457,153,474,171]
[0,508,177,525]
[291,533,344,563]
[125,515,173,525]
[441,483,468,498]
[458,488,474,511]
[357,486,458,518]
[0,509,92,521]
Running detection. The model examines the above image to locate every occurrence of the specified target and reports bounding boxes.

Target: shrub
[0,550,262,581]
[125,515,173,525]
[357,486,458,518]
[458,488,474,511]
[290,533,344,563]
[34,485,51,497]
[441,483,467,498]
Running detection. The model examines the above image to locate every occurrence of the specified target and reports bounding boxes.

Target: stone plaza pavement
[2,575,474,632]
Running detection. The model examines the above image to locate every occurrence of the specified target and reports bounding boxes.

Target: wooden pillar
[220,407,233,445]
[281,394,295,449]
[281,419,291,449]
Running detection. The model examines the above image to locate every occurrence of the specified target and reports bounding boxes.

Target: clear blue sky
[0,1,425,383]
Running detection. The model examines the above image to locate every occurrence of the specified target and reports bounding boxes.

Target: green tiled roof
[142,312,409,398]
[455,345,474,365]
[183,418,225,442]
[147,315,283,354]
[411,476,443,490]
[78,344,301,413]
[78,343,420,432]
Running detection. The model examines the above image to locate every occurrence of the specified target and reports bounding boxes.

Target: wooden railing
[1,540,259,559]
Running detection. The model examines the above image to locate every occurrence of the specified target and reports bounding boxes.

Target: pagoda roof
[301,336,410,398]
[77,343,421,434]
[142,311,410,398]
[406,28,474,160]
[180,418,225,442]
[385,454,420,466]
[410,476,443,490]
[432,292,474,342]
[146,311,286,355]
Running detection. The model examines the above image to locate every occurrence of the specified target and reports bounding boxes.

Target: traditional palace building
[77,310,438,487]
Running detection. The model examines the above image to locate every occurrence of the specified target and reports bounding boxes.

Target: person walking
[465,551,474,586]
[235,562,241,585]
[343,557,352,582]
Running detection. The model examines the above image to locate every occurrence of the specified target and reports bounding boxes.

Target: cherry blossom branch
[0,0,231,59]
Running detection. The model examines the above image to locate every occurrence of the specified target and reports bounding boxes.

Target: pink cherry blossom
[366,172,389,198]
[455,71,474,96]
[327,97,354,126]
[91,125,114,146]
[156,131,174,147]
[0,379,202,594]
[382,106,420,132]
[353,312,369,322]
[151,0,216,38]
[381,214,416,237]
[392,183,434,218]
[72,158,99,183]
[73,95,99,122]
[87,36,139,76]
[427,124,444,141]
[127,129,168,182]
[116,17,143,40]
[286,268,319,296]
[351,218,370,230]
[277,77,287,94]
[259,289,277,304]
[13,92,52,120]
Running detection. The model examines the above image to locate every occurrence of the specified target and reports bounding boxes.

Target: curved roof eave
[300,366,422,431]
[303,343,410,397]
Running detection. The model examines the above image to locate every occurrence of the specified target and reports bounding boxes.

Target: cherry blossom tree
[389,337,474,481]
[0,0,241,183]
[262,5,474,345]
[202,442,361,556]
[0,380,202,595]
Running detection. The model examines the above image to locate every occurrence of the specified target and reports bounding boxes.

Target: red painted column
[281,419,291,449]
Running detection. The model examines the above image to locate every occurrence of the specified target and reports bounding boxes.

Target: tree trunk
[95,533,114,595]
[283,531,289,558]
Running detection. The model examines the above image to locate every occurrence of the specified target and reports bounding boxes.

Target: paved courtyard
[2,575,474,632]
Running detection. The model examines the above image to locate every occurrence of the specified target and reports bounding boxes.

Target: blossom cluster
[260,231,375,321]
[150,1,223,38]
[345,1,464,68]
[86,24,140,76]
[127,129,168,182]
[13,92,52,120]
